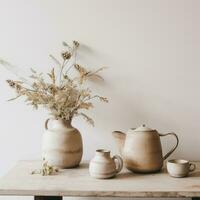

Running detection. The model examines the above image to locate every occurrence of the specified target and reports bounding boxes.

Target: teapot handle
[112,155,123,173]
[159,132,179,160]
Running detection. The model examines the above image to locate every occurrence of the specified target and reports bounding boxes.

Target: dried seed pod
[61,51,71,60]
[73,40,79,47]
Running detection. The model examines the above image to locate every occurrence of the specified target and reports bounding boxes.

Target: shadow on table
[69,163,200,178]
[115,172,135,179]
[78,163,89,169]
[189,170,200,177]
[115,169,200,179]
[115,169,166,179]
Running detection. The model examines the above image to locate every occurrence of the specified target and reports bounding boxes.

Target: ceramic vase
[42,118,83,168]
[89,149,123,179]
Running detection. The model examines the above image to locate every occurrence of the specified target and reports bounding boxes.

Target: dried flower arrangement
[1,41,108,125]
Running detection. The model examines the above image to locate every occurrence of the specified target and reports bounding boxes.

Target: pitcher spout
[112,131,126,156]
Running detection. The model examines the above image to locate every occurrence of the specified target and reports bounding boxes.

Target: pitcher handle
[159,132,179,160]
[112,155,123,173]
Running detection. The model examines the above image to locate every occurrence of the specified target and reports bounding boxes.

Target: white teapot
[113,124,179,173]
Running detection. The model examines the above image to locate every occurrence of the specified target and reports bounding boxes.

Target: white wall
[0,0,199,199]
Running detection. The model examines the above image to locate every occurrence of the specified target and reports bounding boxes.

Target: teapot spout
[112,131,126,155]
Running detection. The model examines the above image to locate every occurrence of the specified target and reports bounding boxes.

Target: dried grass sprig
[31,159,59,176]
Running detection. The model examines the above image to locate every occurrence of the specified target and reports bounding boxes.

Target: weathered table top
[0,161,200,197]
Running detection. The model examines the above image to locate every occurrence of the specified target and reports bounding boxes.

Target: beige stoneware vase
[113,124,179,173]
[89,149,123,179]
[42,118,83,168]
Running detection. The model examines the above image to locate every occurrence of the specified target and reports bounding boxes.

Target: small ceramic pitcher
[89,149,123,179]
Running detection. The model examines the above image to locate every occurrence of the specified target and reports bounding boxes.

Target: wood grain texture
[0,161,200,197]
[34,196,62,200]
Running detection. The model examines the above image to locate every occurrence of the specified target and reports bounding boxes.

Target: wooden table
[0,161,200,200]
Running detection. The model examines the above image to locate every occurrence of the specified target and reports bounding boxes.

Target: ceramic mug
[89,149,123,179]
[167,159,196,178]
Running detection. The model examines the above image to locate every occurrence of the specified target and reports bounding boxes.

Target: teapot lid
[134,124,155,132]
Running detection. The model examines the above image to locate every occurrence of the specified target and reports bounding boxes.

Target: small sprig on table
[31,160,59,176]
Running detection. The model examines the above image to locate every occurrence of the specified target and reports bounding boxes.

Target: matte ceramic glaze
[113,125,179,173]
[42,119,83,168]
[89,149,123,179]
[167,159,196,178]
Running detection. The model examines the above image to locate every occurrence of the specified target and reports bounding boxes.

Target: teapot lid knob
[134,124,154,132]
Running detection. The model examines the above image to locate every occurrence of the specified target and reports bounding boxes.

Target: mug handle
[159,132,179,160]
[112,155,123,173]
[189,163,196,172]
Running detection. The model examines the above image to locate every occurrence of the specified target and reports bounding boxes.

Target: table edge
[1,190,200,197]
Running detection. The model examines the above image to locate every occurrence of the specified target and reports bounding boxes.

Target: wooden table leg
[34,196,63,200]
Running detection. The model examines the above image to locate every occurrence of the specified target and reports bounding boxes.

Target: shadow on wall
[89,88,186,160]
[74,41,197,161]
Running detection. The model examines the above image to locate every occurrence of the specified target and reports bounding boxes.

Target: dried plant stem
[59,60,66,85]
